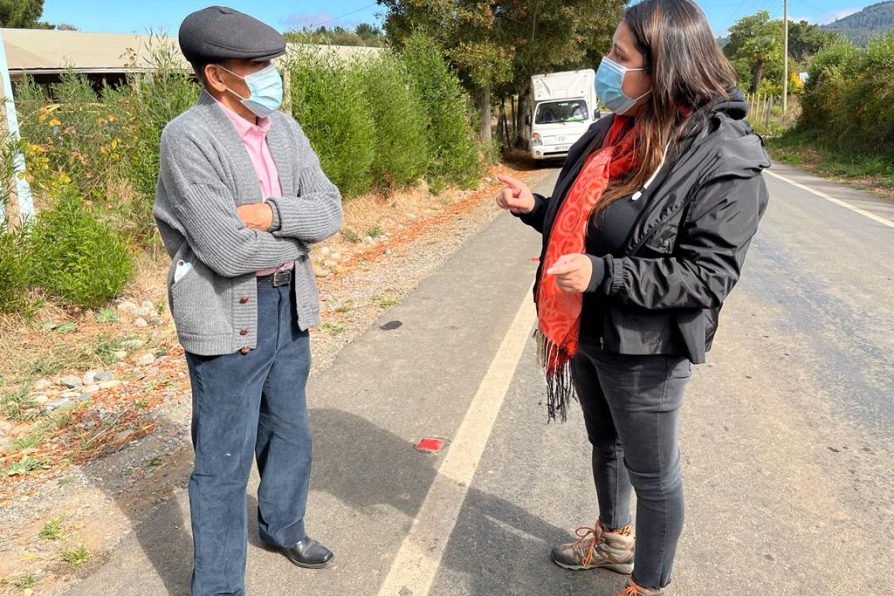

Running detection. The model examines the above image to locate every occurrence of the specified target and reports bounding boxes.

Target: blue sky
[41,0,869,37]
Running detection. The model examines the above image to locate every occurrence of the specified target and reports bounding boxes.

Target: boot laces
[616,579,653,596]
[572,522,605,567]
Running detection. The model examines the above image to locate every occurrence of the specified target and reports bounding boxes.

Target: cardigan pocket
[168,251,231,339]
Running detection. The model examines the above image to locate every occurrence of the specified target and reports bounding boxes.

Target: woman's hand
[495,174,535,215]
[547,254,593,293]
[237,203,273,231]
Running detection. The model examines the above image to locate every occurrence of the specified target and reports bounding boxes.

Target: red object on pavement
[415,438,445,453]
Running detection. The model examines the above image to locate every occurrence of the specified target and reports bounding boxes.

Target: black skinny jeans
[571,340,692,590]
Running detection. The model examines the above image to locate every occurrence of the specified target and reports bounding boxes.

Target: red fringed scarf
[537,116,642,421]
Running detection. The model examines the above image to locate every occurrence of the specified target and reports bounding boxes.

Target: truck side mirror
[594,109,601,120]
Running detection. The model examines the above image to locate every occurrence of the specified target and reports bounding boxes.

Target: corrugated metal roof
[1,28,383,76]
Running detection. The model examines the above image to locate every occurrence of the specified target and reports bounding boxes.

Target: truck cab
[529,69,602,161]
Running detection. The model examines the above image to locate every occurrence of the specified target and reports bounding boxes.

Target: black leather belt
[257,270,292,287]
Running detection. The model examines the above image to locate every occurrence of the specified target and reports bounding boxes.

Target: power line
[313,3,380,28]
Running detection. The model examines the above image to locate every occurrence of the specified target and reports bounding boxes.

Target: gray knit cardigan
[153,91,342,356]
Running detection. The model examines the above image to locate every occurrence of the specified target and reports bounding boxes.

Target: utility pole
[0,28,34,229]
[783,0,789,119]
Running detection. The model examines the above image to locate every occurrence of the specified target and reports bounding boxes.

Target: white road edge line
[765,169,893,229]
[377,288,537,596]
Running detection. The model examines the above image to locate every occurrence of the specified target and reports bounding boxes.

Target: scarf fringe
[535,329,577,423]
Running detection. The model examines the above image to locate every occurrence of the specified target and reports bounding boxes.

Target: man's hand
[547,254,593,293]
[237,203,273,231]
[495,174,536,215]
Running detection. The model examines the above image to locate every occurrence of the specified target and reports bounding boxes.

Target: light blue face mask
[595,57,650,115]
[219,64,284,118]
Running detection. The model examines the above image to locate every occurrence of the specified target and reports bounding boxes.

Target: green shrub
[850,33,894,150]
[15,42,199,247]
[360,53,430,190]
[799,32,894,156]
[801,39,860,141]
[115,36,200,242]
[0,226,34,313]
[0,133,34,314]
[30,186,133,308]
[15,73,125,202]
[399,33,482,189]
[287,48,376,198]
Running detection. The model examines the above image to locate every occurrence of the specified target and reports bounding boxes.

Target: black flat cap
[179,5,286,64]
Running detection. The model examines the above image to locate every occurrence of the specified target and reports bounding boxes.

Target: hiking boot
[550,520,634,574]
[614,578,667,595]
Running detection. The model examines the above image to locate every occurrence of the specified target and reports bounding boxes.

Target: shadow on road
[71,405,615,595]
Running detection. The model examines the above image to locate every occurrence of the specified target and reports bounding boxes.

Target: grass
[334,301,354,313]
[94,308,119,323]
[3,456,49,477]
[145,455,162,467]
[26,356,65,377]
[366,225,383,239]
[1,382,40,421]
[94,336,125,365]
[767,131,894,200]
[60,544,92,565]
[12,430,44,451]
[13,572,40,590]
[52,409,74,428]
[26,340,97,377]
[39,516,64,541]
[319,322,345,335]
[374,294,400,308]
[340,228,362,243]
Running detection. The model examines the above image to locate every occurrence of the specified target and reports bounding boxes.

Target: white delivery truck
[529,69,602,161]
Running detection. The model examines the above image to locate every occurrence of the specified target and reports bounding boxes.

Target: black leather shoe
[267,537,334,569]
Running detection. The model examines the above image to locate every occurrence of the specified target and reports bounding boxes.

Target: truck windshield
[534,100,589,124]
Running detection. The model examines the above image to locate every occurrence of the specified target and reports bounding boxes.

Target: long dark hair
[598,0,737,209]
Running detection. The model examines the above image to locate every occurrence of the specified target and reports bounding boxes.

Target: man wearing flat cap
[153,6,342,594]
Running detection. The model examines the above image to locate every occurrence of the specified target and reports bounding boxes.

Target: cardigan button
[240,328,249,336]
[239,296,249,304]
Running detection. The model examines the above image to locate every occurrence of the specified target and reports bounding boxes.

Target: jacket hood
[682,88,748,136]
[677,87,769,179]
[710,88,749,120]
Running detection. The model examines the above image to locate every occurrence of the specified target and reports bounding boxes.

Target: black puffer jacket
[519,90,770,363]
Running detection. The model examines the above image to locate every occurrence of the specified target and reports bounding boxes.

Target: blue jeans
[571,341,691,590]
[185,280,312,596]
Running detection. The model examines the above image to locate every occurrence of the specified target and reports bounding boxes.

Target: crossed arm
[158,123,342,277]
[240,119,343,243]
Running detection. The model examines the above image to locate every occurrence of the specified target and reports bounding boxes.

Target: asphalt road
[66,163,893,596]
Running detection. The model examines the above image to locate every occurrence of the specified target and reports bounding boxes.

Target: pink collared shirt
[215,98,293,276]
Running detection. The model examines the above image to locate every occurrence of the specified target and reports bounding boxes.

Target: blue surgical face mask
[219,64,283,118]
[595,57,650,115]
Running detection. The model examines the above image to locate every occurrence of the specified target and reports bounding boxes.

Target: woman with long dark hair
[496,1,769,594]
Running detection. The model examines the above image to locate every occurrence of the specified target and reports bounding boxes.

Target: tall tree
[495,0,623,146]
[0,0,45,28]
[787,20,838,62]
[378,0,623,143]
[378,0,513,144]
[724,11,783,93]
